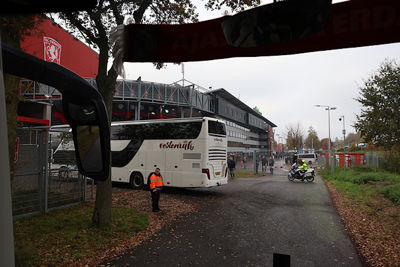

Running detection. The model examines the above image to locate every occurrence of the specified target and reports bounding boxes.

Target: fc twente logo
[160,141,194,150]
[43,37,61,64]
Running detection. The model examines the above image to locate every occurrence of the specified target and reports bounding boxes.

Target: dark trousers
[151,189,160,211]
[229,168,235,177]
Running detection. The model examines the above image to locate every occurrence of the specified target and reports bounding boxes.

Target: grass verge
[319,166,400,205]
[14,203,148,266]
[319,166,400,266]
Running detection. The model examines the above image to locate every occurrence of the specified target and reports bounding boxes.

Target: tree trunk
[91,77,115,227]
[1,28,21,182]
[4,74,20,181]
[92,168,112,226]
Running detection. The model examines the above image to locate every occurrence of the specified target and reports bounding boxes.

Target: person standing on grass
[228,156,236,178]
[149,168,163,212]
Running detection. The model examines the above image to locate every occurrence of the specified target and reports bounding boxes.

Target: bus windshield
[208,121,226,136]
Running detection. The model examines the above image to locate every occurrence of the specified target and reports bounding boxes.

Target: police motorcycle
[288,163,315,182]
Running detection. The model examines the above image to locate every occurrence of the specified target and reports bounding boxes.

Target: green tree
[56,0,260,227]
[354,60,400,149]
[304,126,320,150]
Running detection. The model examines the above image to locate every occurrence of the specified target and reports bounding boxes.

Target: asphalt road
[107,161,362,267]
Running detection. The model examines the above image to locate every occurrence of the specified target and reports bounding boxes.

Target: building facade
[18,18,277,155]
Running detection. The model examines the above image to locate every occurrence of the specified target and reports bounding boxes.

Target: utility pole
[339,115,346,171]
[315,105,337,173]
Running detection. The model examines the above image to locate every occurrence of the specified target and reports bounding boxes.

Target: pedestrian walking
[261,155,268,174]
[292,152,298,164]
[149,168,163,212]
[268,156,275,174]
[243,156,247,169]
[227,156,236,178]
[255,155,260,174]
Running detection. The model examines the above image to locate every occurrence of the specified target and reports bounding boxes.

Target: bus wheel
[129,172,144,190]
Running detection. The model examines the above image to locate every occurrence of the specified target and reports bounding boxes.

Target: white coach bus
[111,117,228,189]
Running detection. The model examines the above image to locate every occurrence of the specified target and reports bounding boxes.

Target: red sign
[43,36,61,64]
[14,137,20,163]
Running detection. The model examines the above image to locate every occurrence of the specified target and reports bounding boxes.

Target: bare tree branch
[109,0,124,25]
[63,13,98,45]
[134,0,152,23]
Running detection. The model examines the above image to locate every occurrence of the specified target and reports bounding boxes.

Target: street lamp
[339,115,346,170]
[315,105,337,172]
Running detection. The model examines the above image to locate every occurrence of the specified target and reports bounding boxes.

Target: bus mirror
[64,101,110,180]
[76,125,102,173]
[221,0,331,48]
[2,43,110,181]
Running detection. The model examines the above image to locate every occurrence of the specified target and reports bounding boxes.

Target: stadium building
[17,17,277,156]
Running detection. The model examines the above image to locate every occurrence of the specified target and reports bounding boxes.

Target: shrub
[382,146,400,174]
[379,184,400,204]
[352,165,374,173]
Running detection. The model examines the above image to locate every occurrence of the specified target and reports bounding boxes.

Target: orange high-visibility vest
[150,173,163,190]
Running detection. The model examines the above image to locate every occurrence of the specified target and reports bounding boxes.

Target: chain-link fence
[12,128,94,219]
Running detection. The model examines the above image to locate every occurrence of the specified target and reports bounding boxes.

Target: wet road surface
[107,161,362,267]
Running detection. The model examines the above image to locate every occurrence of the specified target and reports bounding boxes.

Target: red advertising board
[21,18,98,78]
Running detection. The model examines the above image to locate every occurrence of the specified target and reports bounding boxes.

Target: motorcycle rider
[295,159,308,180]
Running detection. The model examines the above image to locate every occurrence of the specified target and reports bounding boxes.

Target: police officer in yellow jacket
[296,159,308,180]
[149,168,163,212]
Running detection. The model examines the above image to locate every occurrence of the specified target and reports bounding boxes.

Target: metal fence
[317,152,382,170]
[12,128,94,218]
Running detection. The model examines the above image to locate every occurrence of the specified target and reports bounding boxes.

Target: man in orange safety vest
[149,168,163,212]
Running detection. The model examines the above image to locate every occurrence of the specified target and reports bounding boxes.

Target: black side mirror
[2,43,110,181]
[64,101,110,178]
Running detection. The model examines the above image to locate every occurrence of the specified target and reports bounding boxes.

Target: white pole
[0,34,16,266]
[328,107,331,152]
[181,63,185,87]
[343,116,346,171]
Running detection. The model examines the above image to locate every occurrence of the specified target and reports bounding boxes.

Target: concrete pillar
[0,40,16,266]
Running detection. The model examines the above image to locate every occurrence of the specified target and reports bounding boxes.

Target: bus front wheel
[129,172,144,190]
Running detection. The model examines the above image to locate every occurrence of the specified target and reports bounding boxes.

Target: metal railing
[12,128,94,219]
[20,78,215,113]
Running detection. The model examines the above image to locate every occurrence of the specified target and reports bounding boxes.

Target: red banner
[121,0,400,63]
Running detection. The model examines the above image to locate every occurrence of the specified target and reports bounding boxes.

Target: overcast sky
[122,0,399,143]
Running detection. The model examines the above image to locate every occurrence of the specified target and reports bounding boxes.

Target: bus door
[165,151,181,186]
